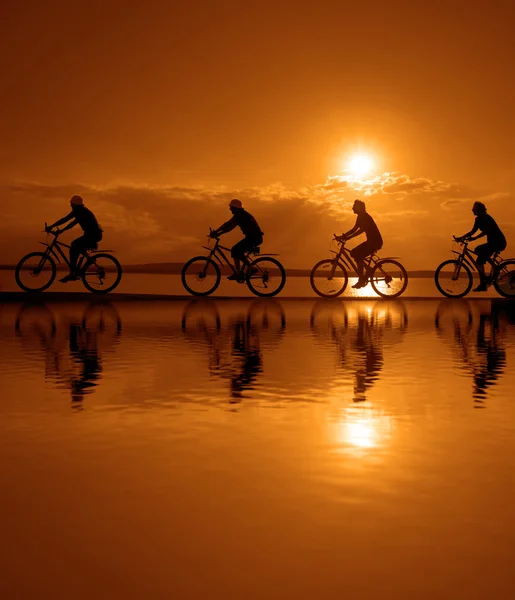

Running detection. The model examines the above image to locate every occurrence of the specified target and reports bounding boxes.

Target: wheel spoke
[182,257,221,296]
[15,252,56,292]
[371,260,408,298]
[246,258,286,297]
[435,260,473,298]
[495,261,515,298]
[310,260,348,298]
[82,254,122,294]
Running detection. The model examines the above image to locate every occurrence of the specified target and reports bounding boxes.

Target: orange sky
[1,0,514,268]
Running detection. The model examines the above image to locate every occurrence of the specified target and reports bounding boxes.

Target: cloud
[0,173,513,269]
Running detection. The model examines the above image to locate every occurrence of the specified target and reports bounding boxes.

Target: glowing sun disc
[347,153,374,177]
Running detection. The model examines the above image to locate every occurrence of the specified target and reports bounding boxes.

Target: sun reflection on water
[329,408,393,454]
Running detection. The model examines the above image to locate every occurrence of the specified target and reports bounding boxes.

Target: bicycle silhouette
[434,236,515,298]
[310,235,408,299]
[182,228,286,297]
[15,224,123,294]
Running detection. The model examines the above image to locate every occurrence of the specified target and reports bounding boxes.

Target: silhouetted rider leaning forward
[339,199,383,289]
[456,201,507,292]
[211,199,264,282]
[46,195,103,283]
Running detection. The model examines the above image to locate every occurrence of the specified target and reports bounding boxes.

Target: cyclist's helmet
[229,199,243,209]
[70,195,84,206]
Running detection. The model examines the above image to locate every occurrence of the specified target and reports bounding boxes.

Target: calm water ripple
[1,297,515,598]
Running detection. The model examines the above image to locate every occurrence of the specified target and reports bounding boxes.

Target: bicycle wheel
[15,252,57,292]
[82,253,123,294]
[181,257,221,296]
[370,260,408,298]
[434,260,473,298]
[493,260,515,298]
[310,259,348,298]
[246,257,286,297]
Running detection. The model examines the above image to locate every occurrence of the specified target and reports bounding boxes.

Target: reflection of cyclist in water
[472,313,506,402]
[15,302,121,405]
[353,313,384,402]
[310,300,406,402]
[229,321,263,401]
[434,300,507,404]
[69,323,103,403]
[182,299,284,401]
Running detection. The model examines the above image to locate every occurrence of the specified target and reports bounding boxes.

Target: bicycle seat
[248,246,260,255]
[87,242,99,251]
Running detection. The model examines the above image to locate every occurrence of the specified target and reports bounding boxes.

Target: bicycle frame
[38,233,94,272]
[328,239,398,279]
[201,237,268,274]
[452,239,502,278]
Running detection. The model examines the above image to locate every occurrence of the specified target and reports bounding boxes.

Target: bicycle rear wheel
[493,260,515,298]
[434,260,473,298]
[181,257,221,296]
[15,252,57,292]
[246,257,286,297]
[82,253,123,294]
[370,260,408,298]
[310,259,348,298]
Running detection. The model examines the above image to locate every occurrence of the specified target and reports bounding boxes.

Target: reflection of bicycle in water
[181,229,286,297]
[434,300,509,404]
[181,298,286,400]
[310,300,408,401]
[310,236,408,299]
[15,301,122,403]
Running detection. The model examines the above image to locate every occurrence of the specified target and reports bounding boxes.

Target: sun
[346,153,374,178]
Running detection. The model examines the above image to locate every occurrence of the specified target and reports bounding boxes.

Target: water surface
[1,298,514,599]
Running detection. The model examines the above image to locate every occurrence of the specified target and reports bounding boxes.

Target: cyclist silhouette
[456,201,507,292]
[340,199,383,289]
[46,195,103,283]
[210,199,263,281]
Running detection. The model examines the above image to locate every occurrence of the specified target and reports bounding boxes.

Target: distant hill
[0,262,437,277]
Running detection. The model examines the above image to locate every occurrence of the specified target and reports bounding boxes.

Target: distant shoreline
[0,263,438,278]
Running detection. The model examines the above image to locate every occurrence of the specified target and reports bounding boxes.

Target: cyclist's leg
[60,235,87,282]
[473,243,492,290]
[230,235,262,275]
[351,241,374,285]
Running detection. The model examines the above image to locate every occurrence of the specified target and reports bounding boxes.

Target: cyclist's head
[472,201,487,215]
[229,198,243,213]
[70,195,84,208]
[352,199,366,214]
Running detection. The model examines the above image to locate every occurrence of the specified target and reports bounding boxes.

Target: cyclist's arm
[469,231,486,241]
[214,217,237,235]
[48,212,74,229]
[343,225,362,240]
[59,219,78,233]
[458,224,479,241]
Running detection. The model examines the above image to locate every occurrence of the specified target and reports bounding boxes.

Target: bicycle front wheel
[434,259,473,298]
[494,260,515,298]
[82,253,123,294]
[181,257,221,296]
[246,257,286,297]
[370,260,408,298]
[15,252,57,292]
[310,259,348,298]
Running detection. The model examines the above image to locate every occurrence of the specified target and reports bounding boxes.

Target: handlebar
[44,222,60,236]
[453,235,469,244]
[208,227,220,239]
